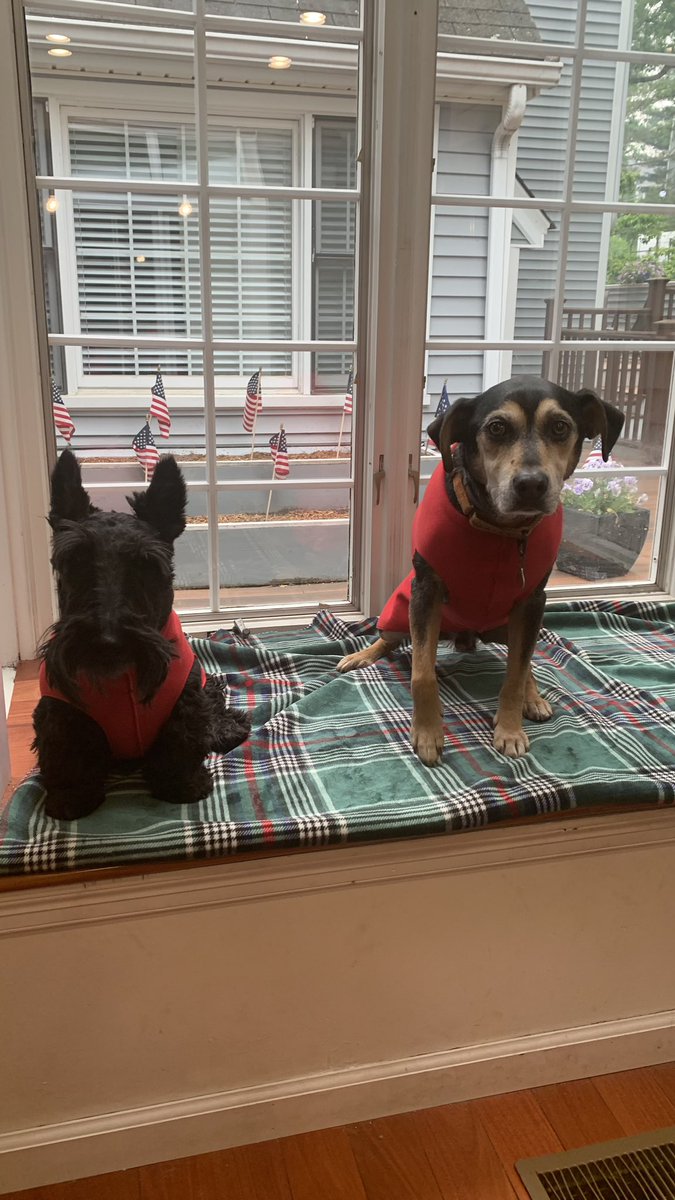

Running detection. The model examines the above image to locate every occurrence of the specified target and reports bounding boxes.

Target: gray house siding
[426,102,500,412]
[513,0,625,375]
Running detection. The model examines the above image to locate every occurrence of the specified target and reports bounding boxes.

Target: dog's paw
[411,719,444,766]
[523,695,553,722]
[337,651,366,673]
[493,723,530,758]
[154,764,213,806]
[44,788,105,821]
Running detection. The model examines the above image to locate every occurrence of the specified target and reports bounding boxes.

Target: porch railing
[542,278,675,452]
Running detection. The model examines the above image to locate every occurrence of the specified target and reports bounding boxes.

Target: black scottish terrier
[32,449,250,821]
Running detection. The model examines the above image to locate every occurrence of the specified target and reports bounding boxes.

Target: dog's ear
[127,455,187,543]
[574,388,625,461]
[427,396,477,470]
[49,448,95,526]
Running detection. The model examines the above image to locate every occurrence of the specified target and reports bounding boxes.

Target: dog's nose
[513,471,549,505]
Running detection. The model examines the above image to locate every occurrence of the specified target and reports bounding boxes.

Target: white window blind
[313,117,357,387]
[67,117,293,381]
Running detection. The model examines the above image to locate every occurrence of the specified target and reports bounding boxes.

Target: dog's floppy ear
[49,448,95,526]
[127,455,187,543]
[574,388,625,461]
[427,396,477,470]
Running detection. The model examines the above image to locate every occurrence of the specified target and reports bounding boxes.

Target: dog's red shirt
[39,610,206,759]
[379,463,563,636]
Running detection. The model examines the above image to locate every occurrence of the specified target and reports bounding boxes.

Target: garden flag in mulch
[243,370,262,433]
[150,370,171,439]
[132,422,159,477]
[269,427,290,478]
[435,381,450,418]
[344,368,353,415]
[52,378,75,442]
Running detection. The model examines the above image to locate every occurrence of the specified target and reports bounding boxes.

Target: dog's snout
[513,470,548,505]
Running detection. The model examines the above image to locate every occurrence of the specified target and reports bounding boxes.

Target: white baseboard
[1,1007,674,1194]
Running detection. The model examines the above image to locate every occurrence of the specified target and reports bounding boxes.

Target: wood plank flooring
[5,1066,675,1200]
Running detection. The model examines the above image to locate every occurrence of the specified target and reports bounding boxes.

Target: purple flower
[572,477,594,494]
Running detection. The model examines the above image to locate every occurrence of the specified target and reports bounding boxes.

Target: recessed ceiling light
[46,32,71,44]
[178,200,193,217]
[47,47,72,57]
[135,255,146,263]
[300,11,326,24]
[268,55,292,69]
[45,194,59,213]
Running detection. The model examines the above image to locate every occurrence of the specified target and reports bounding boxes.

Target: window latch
[374,454,385,505]
[408,454,420,505]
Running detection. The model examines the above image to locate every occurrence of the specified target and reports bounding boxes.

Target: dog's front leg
[493,587,546,758]
[32,697,111,819]
[410,557,445,767]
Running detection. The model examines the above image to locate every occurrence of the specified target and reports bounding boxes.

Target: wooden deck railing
[542,278,674,451]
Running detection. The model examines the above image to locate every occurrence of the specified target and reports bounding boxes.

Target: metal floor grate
[517,1126,675,1199]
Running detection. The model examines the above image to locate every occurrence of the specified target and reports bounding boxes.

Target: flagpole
[336,409,346,460]
[250,368,261,460]
[266,421,283,520]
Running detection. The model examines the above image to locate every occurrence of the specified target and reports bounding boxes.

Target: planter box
[175,520,349,589]
[556,506,650,581]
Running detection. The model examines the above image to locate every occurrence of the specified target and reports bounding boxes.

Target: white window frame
[5,0,675,649]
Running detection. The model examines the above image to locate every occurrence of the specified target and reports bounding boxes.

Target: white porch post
[357,0,439,616]
[483,83,527,390]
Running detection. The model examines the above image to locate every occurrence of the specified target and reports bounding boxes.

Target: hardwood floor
[5,1066,675,1200]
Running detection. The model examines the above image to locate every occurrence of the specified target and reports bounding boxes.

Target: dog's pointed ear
[49,448,95,526]
[127,455,187,543]
[575,388,625,461]
[427,396,477,470]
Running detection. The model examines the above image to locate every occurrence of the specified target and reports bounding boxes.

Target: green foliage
[606,0,675,282]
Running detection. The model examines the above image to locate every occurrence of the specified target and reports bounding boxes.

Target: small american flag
[52,378,75,442]
[580,438,621,471]
[150,370,171,439]
[132,421,159,477]
[243,370,262,433]
[344,368,354,415]
[435,381,450,418]
[269,427,290,478]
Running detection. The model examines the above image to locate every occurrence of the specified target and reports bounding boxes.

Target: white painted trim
[3,808,675,934]
[3,810,675,1192]
[0,3,55,660]
[363,0,438,613]
[2,1007,674,1194]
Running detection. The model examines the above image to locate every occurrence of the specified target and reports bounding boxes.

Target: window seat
[2,600,674,881]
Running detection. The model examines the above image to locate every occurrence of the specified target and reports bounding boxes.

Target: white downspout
[484,83,528,389]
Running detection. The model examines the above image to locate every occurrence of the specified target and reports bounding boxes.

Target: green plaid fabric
[2,598,675,875]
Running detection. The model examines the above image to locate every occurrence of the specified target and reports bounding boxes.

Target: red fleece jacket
[39,610,206,759]
[378,464,563,636]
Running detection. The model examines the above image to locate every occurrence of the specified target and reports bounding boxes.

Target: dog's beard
[41,620,176,706]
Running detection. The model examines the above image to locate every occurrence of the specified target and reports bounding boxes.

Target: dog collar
[450,470,544,542]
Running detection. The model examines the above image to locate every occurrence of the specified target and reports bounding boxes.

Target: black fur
[33,449,250,820]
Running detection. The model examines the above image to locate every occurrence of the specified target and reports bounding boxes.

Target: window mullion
[358,0,439,615]
[194,0,221,615]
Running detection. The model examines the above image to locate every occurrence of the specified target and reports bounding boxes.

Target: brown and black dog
[338,376,624,764]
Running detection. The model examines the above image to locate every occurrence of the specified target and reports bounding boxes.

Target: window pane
[552,472,661,587]
[204,1,360,26]
[437,0,578,45]
[631,0,673,54]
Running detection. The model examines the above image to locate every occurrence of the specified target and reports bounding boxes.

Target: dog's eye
[486,419,508,439]
[551,419,571,440]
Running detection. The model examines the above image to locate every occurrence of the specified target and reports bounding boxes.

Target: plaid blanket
[2,599,675,875]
